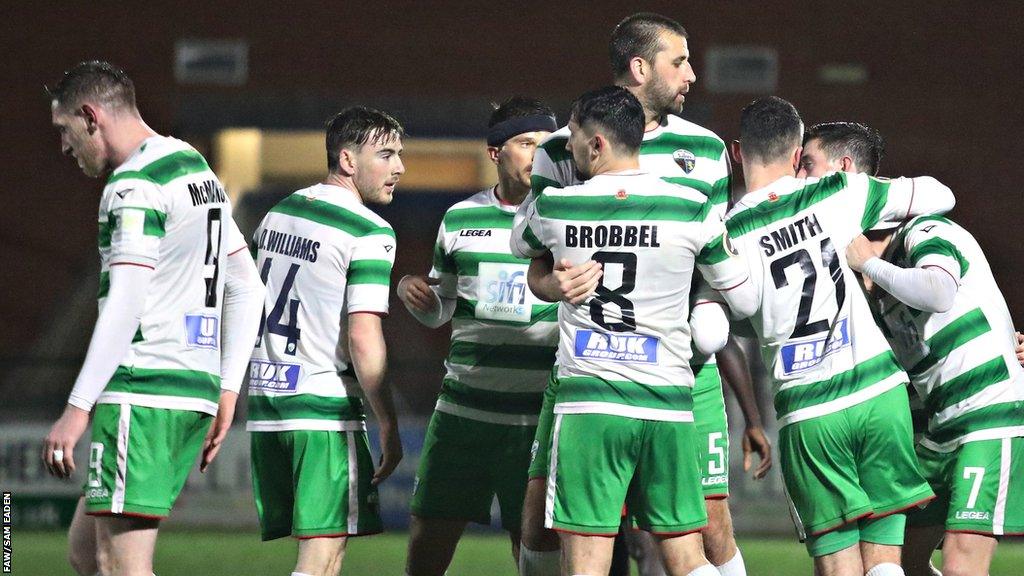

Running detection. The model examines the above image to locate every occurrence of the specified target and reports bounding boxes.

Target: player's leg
[493,421,539,566]
[295,536,348,576]
[624,524,667,576]
[901,525,943,576]
[93,515,160,576]
[86,404,211,574]
[406,516,468,576]
[67,497,98,575]
[810,530,864,576]
[940,532,996,576]
[406,411,498,575]
[691,365,743,573]
[520,376,561,576]
[858,515,905,575]
[550,413,639,573]
[903,427,953,576]
[630,419,712,575]
[935,436,1024,575]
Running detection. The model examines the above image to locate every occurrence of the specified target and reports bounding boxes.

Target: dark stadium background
[2,3,1023,572]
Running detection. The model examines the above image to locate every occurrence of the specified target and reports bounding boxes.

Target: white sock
[865,563,904,576]
[715,549,746,576]
[687,565,721,576]
[291,572,314,576]
[519,546,560,576]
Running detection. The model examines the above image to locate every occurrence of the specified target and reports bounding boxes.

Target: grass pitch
[9,530,1024,575]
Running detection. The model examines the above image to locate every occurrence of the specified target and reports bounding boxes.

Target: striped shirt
[725,172,955,427]
[513,171,749,422]
[424,188,558,425]
[874,215,1024,451]
[247,184,395,432]
[96,136,245,415]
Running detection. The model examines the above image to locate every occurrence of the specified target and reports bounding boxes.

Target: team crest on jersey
[573,329,659,364]
[779,318,851,375]
[184,314,220,349]
[672,149,697,174]
[615,189,628,200]
[476,262,531,323]
[248,359,301,392]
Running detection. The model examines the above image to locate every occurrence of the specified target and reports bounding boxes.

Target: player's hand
[1015,331,1024,367]
[42,405,90,479]
[201,391,238,473]
[845,235,880,273]
[742,425,772,480]
[372,424,403,486]
[553,258,603,305]
[398,275,441,312]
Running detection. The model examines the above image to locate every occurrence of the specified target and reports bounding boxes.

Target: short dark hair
[804,121,885,176]
[488,96,555,128]
[739,96,803,164]
[48,60,137,112]
[570,86,644,154]
[609,13,688,79]
[325,106,404,172]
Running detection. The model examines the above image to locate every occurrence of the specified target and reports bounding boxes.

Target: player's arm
[44,184,164,478]
[689,279,730,356]
[398,222,456,328]
[717,338,772,479]
[696,216,758,319]
[853,173,955,231]
[349,312,401,485]
[348,226,401,485]
[201,234,266,472]
[846,224,960,313]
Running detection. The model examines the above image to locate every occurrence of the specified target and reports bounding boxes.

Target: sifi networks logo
[476,263,531,322]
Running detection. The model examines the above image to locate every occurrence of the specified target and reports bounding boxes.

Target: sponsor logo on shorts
[955,510,991,521]
[184,314,220,350]
[779,318,851,375]
[85,487,110,500]
[702,475,728,486]
[476,262,531,323]
[573,329,659,364]
[248,360,300,392]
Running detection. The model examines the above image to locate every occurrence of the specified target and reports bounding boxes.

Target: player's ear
[789,146,803,173]
[79,104,100,135]
[729,140,743,165]
[628,56,647,85]
[337,147,357,175]
[486,146,501,165]
[840,156,855,173]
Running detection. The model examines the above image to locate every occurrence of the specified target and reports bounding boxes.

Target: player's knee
[67,546,97,576]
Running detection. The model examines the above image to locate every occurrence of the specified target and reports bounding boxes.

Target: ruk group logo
[249,359,301,392]
[779,318,851,375]
[573,329,659,364]
[184,314,220,350]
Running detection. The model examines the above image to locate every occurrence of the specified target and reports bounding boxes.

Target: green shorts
[250,429,382,540]
[780,385,934,544]
[546,412,707,535]
[907,436,1024,535]
[410,410,535,532]
[84,403,211,518]
[693,362,729,498]
[528,371,558,479]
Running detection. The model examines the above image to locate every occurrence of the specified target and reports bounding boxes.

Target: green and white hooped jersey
[430,188,558,425]
[96,136,245,416]
[247,184,396,432]
[874,215,1024,451]
[526,115,732,373]
[513,171,748,422]
[725,172,951,427]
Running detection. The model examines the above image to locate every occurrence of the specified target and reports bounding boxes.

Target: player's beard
[642,73,683,121]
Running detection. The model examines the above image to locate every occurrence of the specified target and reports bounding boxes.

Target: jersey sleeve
[707,145,733,216]
[105,181,168,268]
[901,217,969,279]
[696,210,758,318]
[429,220,458,299]
[850,173,955,232]
[510,196,548,259]
[346,225,396,314]
[224,210,248,256]
[530,135,574,196]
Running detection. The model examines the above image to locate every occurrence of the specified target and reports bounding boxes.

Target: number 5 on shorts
[964,466,985,509]
[708,432,726,475]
